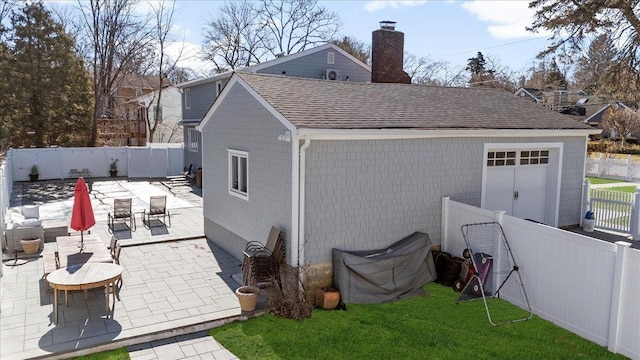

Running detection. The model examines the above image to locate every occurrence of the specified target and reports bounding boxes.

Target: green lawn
[209,283,624,360]
[587,177,624,185]
[71,347,129,360]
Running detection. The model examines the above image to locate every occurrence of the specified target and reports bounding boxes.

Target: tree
[332,36,369,64]
[1,2,92,148]
[573,33,617,94]
[545,58,568,89]
[77,0,154,146]
[146,0,181,144]
[202,0,340,71]
[466,51,486,75]
[528,0,640,101]
[603,106,640,149]
[202,1,265,72]
[403,52,467,87]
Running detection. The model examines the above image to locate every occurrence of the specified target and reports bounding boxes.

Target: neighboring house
[514,87,592,114]
[196,71,598,286]
[97,74,172,146]
[125,86,183,143]
[583,101,633,138]
[176,43,372,171]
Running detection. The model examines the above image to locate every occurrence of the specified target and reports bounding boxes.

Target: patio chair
[242,226,286,286]
[143,195,171,227]
[108,198,136,233]
[110,236,118,259]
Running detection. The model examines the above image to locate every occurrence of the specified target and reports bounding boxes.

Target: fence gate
[589,189,634,233]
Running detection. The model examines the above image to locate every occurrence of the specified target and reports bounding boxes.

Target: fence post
[627,155,632,181]
[599,154,605,177]
[632,189,640,240]
[607,241,631,353]
[581,179,590,228]
[441,196,450,251]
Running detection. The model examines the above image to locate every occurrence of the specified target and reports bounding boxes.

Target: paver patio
[1,179,254,359]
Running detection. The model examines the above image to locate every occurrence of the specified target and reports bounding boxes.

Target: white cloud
[460,1,551,39]
[364,1,427,12]
[165,41,213,75]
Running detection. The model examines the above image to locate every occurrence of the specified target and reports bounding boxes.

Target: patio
[1,179,257,359]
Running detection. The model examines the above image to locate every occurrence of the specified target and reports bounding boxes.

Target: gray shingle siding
[183,82,218,120]
[256,48,370,82]
[202,82,292,259]
[302,136,586,265]
[183,125,202,170]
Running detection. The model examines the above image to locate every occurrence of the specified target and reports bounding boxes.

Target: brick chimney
[371,21,411,84]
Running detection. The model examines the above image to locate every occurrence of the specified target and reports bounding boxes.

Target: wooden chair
[108,198,136,232]
[143,195,171,227]
[109,235,118,258]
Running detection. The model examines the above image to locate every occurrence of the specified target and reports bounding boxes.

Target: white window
[185,88,191,109]
[228,149,248,199]
[327,51,335,65]
[135,88,142,97]
[187,128,198,152]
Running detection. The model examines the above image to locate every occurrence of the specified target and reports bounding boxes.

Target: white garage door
[484,150,549,223]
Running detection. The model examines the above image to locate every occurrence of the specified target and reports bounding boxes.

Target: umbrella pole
[79,231,85,252]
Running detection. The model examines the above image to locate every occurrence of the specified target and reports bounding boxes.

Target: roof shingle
[235,72,593,131]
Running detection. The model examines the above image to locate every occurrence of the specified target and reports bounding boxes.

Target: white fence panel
[617,248,640,359]
[128,148,154,178]
[8,147,183,181]
[442,197,639,357]
[500,215,616,346]
[586,155,640,181]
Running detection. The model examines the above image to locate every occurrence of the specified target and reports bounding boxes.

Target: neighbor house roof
[176,43,371,89]
[223,72,594,131]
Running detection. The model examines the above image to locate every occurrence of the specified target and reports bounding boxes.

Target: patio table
[47,263,123,324]
[55,234,113,267]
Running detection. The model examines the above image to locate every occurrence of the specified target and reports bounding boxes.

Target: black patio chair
[143,195,171,228]
[108,198,136,232]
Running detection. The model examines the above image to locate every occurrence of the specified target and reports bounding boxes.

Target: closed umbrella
[70,177,95,251]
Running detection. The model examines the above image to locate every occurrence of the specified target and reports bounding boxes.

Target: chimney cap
[379,20,396,30]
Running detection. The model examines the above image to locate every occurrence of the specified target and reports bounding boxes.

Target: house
[176,43,372,172]
[195,22,599,286]
[124,86,183,143]
[196,71,598,285]
[97,74,172,146]
[583,101,633,137]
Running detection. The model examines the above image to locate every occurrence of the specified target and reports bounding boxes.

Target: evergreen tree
[545,59,568,89]
[573,33,617,94]
[332,36,370,65]
[466,51,486,75]
[2,2,92,148]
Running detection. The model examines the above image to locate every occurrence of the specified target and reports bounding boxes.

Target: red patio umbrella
[70,177,95,251]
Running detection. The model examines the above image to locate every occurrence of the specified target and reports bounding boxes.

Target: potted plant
[109,159,118,177]
[29,165,39,182]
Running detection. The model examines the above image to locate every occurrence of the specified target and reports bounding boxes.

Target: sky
[156,0,554,78]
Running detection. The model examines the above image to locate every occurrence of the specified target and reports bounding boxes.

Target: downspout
[298,137,311,272]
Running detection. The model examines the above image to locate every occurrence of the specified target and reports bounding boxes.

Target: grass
[209,283,624,360]
[71,347,129,360]
[587,177,624,185]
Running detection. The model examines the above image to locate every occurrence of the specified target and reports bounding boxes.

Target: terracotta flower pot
[236,286,260,312]
[315,287,340,310]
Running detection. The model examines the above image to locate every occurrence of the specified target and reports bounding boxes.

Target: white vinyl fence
[8,146,184,182]
[441,197,640,359]
[586,154,640,181]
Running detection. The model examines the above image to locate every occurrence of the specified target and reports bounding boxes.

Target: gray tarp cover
[332,232,437,304]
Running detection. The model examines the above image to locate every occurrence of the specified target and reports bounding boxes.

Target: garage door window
[520,150,549,165]
[487,151,516,166]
